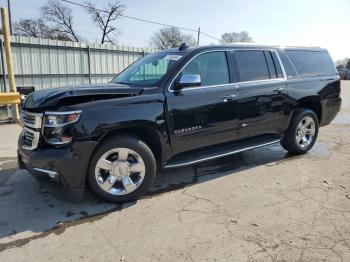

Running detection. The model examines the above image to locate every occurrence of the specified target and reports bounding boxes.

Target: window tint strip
[271,52,283,78]
[227,51,239,83]
[264,51,277,79]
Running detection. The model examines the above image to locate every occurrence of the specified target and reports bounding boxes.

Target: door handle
[274,87,284,93]
[222,94,237,102]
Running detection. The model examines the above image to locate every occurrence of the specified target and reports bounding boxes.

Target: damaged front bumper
[17,139,99,202]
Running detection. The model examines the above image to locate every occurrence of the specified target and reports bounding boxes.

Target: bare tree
[150,27,196,50]
[14,19,50,38]
[14,19,47,38]
[85,0,124,44]
[41,0,80,42]
[220,31,253,43]
[13,18,71,41]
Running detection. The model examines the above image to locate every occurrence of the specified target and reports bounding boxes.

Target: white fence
[0,36,156,91]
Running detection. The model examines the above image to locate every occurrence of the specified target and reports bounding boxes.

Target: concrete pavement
[0,82,350,261]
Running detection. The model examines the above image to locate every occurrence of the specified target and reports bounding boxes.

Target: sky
[3,0,350,60]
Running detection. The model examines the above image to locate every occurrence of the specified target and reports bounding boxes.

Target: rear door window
[233,50,270,82]
[285,50,336,77]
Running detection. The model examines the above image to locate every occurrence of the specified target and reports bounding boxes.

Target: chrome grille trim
[33,168,57,179]
[20,111,43,129]
[22,127,40,150]
[20,111,43,150]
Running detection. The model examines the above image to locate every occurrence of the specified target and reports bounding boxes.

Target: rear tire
[281,109,319,154]
[88,136,156,203]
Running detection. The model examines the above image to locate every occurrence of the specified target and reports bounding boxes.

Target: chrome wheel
[95,148,146,196]
[295,116,316,149]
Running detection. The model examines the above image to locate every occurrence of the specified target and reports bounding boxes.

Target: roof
[155,44,328,54]
[199,44,327,52]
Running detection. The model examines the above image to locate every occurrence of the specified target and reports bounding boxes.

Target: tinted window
[234,50,270,82]
[286,50,336,77]
[271,52,283,78]
[277,50,298,78]
[264,51,277,78]
[181,52,229,86]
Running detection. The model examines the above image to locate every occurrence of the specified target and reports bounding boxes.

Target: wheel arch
[296,96,322,124]
[91,122,169,168]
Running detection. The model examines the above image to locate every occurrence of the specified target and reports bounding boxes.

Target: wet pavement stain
[65,211,76,218]
[79,210,89,217]
[0,204,125,252]
[0,188,14,197]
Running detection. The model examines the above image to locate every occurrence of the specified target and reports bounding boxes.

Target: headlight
[43,111,81,145]
[43,111,81,127]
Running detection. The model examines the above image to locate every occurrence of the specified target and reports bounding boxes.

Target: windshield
[112,52,183,87]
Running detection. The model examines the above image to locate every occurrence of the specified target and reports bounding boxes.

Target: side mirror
[174,74,201,90]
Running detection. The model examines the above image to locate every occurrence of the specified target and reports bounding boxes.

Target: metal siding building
[0,36,156,91]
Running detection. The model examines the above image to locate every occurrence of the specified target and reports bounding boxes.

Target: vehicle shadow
[0,142,325,240]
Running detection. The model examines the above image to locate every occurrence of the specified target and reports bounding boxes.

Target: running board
[164,136,281,169]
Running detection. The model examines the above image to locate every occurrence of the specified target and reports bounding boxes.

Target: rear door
[230,49,289,139]
[165,51,239,155]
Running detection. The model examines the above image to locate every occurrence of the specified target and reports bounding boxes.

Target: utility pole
[7,0,13,35]
[0,39,7,92]
[197,27,200,46]
[1,7,19,120]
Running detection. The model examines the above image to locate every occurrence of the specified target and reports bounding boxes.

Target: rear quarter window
[277,50,299,79]
[285,50,336,77]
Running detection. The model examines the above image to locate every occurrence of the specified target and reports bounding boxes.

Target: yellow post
[1,7,19,120]
[0,92,20,105]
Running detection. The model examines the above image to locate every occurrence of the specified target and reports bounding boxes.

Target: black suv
[18,44,341,203]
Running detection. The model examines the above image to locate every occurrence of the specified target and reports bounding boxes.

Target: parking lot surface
[0,81,350,262]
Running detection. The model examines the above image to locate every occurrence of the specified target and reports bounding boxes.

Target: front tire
[281,109,319,154]
[88,136,156,203]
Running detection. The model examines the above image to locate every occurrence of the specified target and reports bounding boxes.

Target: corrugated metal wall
[0,36,156,91]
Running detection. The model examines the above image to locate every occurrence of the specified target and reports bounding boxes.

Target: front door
[165,51,239,155]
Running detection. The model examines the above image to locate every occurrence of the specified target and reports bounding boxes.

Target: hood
[22,83,144,109]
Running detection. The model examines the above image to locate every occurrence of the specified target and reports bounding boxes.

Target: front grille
[22,114,35,126]
[23,129,34,146]
[20,111,43,150]
[22,127,40,150]
[20,111,43,129]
